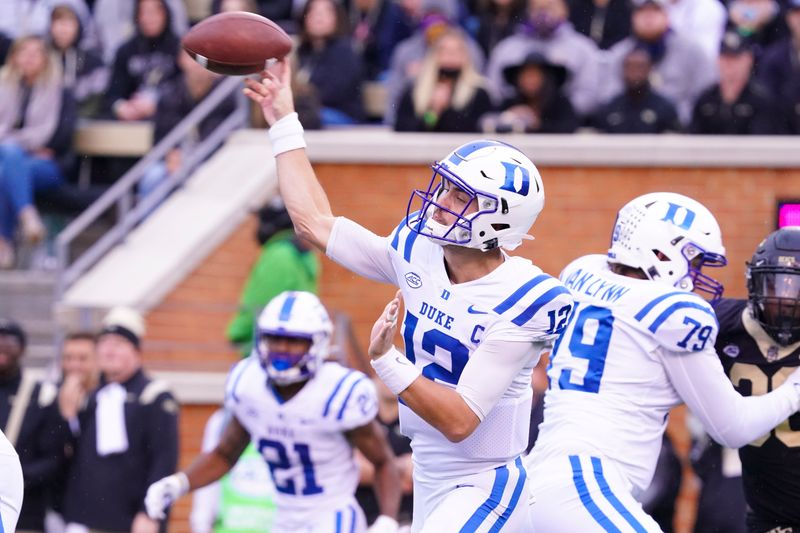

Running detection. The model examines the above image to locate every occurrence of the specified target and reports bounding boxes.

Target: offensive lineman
[242,61,573,531]
[713,226,800,533]
[526,193,800,531]
[145,291,402,532]
[0,428,23,533]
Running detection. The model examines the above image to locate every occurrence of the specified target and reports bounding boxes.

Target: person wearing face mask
[727,0,788,50]
[394,28,491,132]
[591,46,680,133]
[486,0,602,118]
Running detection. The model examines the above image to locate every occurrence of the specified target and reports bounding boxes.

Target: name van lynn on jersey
[563,269,630,303]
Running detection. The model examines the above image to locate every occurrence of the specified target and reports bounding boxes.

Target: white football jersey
[224,358,378,529]
[383,214,572,478]
[530,254,720,495]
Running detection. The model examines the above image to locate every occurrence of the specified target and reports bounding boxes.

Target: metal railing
[54,76,249,298]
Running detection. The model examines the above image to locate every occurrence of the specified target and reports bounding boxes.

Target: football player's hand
[144,472,189,520]
[243,58,295,126]
[367,515,400,533]
[369,291,402,359]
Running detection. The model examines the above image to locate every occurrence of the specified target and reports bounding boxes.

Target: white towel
[95,383,129,456]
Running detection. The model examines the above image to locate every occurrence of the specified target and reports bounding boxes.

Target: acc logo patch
[405,272,422,289]
[723,344,740,358]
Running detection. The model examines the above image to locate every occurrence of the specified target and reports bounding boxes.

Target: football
[182,12,293,76]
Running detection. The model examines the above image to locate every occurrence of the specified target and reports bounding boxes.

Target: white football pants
[528,454,663,533]
[272,495,367,533]
[411,456,532,532]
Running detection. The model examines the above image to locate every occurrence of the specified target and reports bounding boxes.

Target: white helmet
[407,140,545,251]
[254,291,333,385]
[608,192,727,299]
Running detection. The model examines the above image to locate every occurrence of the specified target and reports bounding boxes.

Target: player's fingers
[279,58,292,86]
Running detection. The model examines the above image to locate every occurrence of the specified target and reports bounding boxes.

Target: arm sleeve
[327,373,379,431]
[326,217,396,285]
[21,399,71,489]
[456,334,546,420]
[660,347,800,448]
[142,392,180,510]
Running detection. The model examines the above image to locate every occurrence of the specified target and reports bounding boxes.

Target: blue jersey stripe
[569,455,622,533]
[511,286,571,326]
[403,216,423,262]
[322,372,353,417]
[278,293,297,322]
[634,291,690,321]
[336,376,367,420]
[648,302,717,333]
[390,216,409,252]
[488,457,527,532]
[591,457,648,533]
[335,510,342,533]
[459,464,509,532]
[494,274,551,315]
[1,507,5,533]
[447,140,506,165]
[348,504,357,533]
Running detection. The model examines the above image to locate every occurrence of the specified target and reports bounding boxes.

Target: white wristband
[175,471,190,495]
[370,346,421,395]
[268,112,306,156]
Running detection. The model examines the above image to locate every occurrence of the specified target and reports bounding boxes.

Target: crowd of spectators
[1,0,800,269]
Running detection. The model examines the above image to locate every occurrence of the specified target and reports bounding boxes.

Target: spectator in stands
[664,0,727,63]
[726,0,788,50]
[471,0,527,56]
[105,0,181,122]
[137,48,237,203]
[757,0,800,133]
[63,307,179,533]
[0,32,12,65]
[482,51,579,133]
[690,31,781,134]
[0,36,76,270]
[394,28,492,132]
[0,319,71,533]
[383,3,485,126]
[0,0,97,48]
[94,0,188,64]
[602,0,717,125]
[567,0,631,49]
[227,200,320,356]
[592,46,680,133]
[296,0,365,125]
[350,0,416,80]
[212,0,259,15]
[486,0,602,117]
[48,3,108,117]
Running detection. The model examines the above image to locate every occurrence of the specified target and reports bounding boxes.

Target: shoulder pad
[634,291,718,353]
[321,370,377,430]
[389,211,424,264]
[493,273,574,335]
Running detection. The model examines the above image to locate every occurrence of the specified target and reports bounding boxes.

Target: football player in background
[243,60,573,531]
[712,226,800,533]
[144,291,402,532]
[525,193,800,532]
[0,427,23,533]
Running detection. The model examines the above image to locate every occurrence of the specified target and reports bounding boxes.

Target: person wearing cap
[757,0,800,133]
[482,51,578,133]
[0,319,71,533]
[690,31,782,135]
[602,0,717,126]
[62,307,179,533]
[591,45,680,133]
[486,0,602,117]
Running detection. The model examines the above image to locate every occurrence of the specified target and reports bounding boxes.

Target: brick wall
[157,164,800,532]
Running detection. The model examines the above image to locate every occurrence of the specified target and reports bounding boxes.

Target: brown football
[182,12,293,75]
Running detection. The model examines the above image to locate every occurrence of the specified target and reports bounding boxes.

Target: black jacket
[0,372,71,531]
[690,79,784,135]
[63,369,179,531]
[496,92,580,134]
[394,85,493,133]
[592,86,680,134]
[297,38,365,123]
[153,77,238,144]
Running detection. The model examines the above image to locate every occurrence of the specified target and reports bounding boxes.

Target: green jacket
[226,230,320,355]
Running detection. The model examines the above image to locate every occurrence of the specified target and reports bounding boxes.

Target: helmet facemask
[256,331,318,385]
[747,266,800,346]
[681,242,727,300]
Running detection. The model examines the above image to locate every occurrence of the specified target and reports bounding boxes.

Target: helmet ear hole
[491,223,510,232]
[653,249,671,262]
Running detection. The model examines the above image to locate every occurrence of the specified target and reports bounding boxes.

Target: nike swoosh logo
[467,305,488,314]
[395,356,411,365]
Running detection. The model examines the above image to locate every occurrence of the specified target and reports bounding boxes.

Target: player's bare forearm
[348,421,401,520]
[275,149,335,250]
[400,377,480,443]
[184,415,251,489]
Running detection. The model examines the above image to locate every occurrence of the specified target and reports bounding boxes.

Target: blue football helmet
[254,291,333,385]
[406,140,545,251]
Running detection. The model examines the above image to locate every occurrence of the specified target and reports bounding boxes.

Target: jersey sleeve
[223,357,258,412]
[490,274,575,342]
[322,371,378,431]
[326,217,397,285]
[636,293,719,353]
